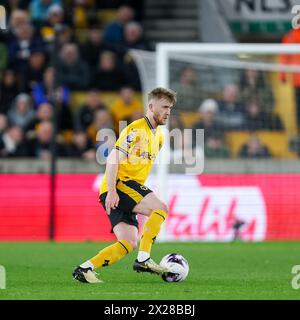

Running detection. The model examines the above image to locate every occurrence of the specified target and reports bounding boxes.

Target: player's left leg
[132,192,169,275]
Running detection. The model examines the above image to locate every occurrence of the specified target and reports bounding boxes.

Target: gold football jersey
[100,117,164,195]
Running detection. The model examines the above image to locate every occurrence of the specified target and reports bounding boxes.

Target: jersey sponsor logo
[140,151,156,161]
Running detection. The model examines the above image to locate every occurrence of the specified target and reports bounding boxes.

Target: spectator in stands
[30,0,62,27]
[8,9,30,37]
[243,100,283,131]
[103,5,135,45]
[192,99,224,145]
[25,101,53,132]
[90,51,128,91]
[280,28,300,129]
[0,114,8,134]
[87,108,114,144]
[31,67,73,130]
[172,65,204,111]
[238,136,271,159]
[169,113,189,163]
[169,113,184,133]
[80,27,120,69]
[40,4,65,43]
[8,93,35,130]
[122,53,142,91]
[66,131,95,160]
[110,86,143,132]
[53,24,74,53]
[0,42,7,73]
[75,89,107,131]
[217,83,245,130]
[239,69,274,112]
[95,0,143,18]
[8,22,44,74]
[4,0,29,17]
[205,133,230,158]
[26,120,66,158]
[55,43,90,90]
[0,125,28,157]
[32,66,70,106]
[123,21,149,50]
[0,69,19,115]
[71,0,98,29]
[22,50,47,92]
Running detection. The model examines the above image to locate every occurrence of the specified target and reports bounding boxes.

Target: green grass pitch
[0,242,299,300]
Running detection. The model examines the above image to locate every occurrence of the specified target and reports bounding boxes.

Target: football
[159,253,189,282]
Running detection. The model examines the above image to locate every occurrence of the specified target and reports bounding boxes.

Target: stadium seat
[97,9,118,25]
[179,112,201,128]
[69,92,143,114]
[225,131,297,158]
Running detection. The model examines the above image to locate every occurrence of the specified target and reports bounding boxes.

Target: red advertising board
[0,174,299,241]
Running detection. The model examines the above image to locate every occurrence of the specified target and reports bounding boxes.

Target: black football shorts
[99,180,153,233]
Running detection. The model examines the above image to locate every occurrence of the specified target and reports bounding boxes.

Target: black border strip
[115,146,129,156]
[153,211,166,221]
[144,116,154,130]
[118,240,129,254]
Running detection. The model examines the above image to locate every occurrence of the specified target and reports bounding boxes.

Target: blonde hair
[148,87,177,105]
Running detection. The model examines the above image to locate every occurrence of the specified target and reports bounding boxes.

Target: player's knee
[121,233,138,250]
[126,238,138,249]
[154,201,168,214]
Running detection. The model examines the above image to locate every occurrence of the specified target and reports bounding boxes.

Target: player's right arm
[105,124,139,214]
[105,149,126,215]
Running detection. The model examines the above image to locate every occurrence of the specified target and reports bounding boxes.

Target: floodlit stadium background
[1,0,300,243]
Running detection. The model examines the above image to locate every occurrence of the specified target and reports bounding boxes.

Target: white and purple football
[160,253,189,282]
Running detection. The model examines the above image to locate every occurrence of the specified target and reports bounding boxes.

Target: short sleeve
[115,126,139,156]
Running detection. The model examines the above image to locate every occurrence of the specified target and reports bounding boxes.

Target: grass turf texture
[0,242,299,300]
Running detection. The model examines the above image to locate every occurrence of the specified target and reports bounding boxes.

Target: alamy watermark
[292,5,300,29]
[95,121,205,175]
[0,265,6,289]
[0,6,6,30]
[291,265,300,290]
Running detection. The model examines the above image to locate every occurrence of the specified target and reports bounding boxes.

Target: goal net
[130,44,300,242]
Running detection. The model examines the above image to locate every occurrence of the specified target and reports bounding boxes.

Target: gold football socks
[87,240,133,269]
[137,209,167,262]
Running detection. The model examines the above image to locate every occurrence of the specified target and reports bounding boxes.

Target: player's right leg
[73,193,138,283]
[73,222,137,284]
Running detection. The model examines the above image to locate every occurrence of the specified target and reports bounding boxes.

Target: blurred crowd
[0,0,147,159]
[171,66,283,159]
[0,0,294,160]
